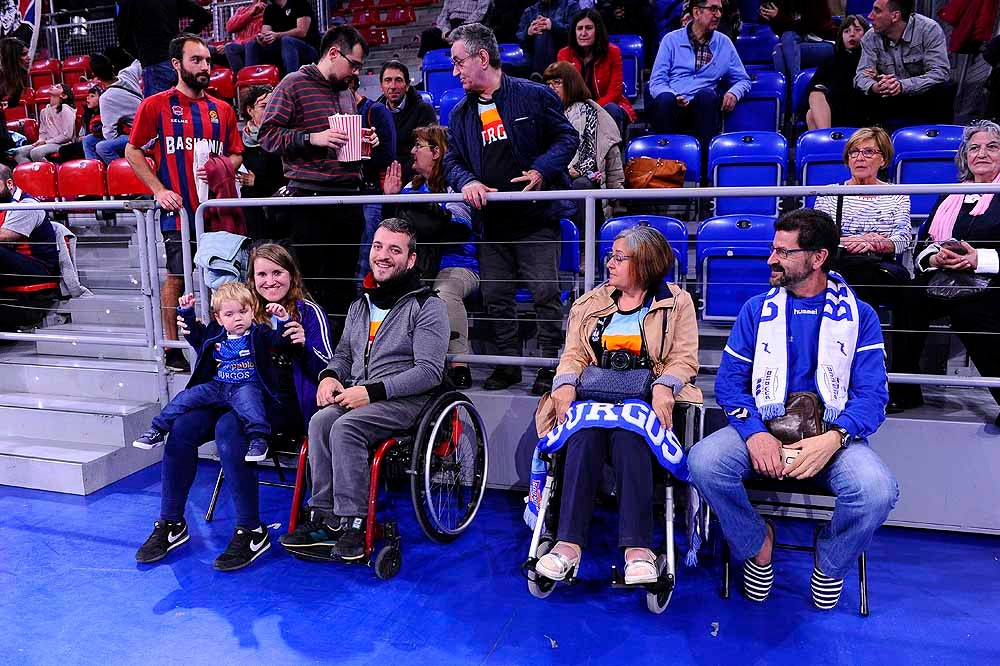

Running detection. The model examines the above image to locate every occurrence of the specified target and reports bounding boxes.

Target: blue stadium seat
[697,214,777,320]
[708,131,788,216]
[437,88,465,127]
[625,134,702,184]
[891,124,964,219]
[422,49,460,103]
[724,70,786,132]
[845,0,872,15]
[599,215,688,284]
[498,43,528,72]
[735,24,778,70]
[609,34,643,99]
[790,67,817,130]
[419,90,434,107]
[515,218,580,304]
[796,127,855,205]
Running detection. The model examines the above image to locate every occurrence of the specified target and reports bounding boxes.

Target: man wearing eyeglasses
[245,0,321,76]
[687,208,898,612]
[443,22,579,394]
[259,26,373,337]
[648,0,750,168]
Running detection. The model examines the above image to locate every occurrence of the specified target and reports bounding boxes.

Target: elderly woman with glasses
[533,225,701,586]
[890,120,1000,423]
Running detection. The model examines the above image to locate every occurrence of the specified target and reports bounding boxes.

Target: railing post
[133,209,169,405]
[583,194,596,292]
[144,209,166,356]
[193,207,211,323]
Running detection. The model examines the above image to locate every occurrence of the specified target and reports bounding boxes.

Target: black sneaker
[483,366,521,391]
[330,516,366,561]
[278,512,343,548]
[447,365,472,389]
[133,426,167,449]
[531,368,556,396]
[245,437,269,463]
[165,348,190,373]
[135,518,189,563]
[213,525,271,571]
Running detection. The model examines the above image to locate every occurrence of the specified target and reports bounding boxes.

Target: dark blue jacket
[357,95,397,192]
[444,73,579,224]
[178,307,290,401]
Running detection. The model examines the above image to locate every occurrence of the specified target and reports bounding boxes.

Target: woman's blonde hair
[613,223,674,292]
[842,126,893,165]
[244,243,311,324]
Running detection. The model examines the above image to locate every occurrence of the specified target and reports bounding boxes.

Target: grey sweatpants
[307,395,432,518]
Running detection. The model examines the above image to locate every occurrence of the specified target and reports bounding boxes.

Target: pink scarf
[928,171,1000,241]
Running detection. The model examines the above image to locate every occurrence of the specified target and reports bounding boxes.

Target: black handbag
[576,366,654,403]
[926,269,992,300]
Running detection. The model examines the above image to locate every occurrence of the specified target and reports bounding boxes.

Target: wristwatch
[830,425,851,448]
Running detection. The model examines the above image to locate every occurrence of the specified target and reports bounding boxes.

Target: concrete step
[0,434,162,495]
[57,293,148,326]
[33,323,157,360]
[76,266,143,291]
[0,354,161,402]
[0,392,160,445]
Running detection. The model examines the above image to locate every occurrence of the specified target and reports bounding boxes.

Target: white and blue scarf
[751,271,860,424]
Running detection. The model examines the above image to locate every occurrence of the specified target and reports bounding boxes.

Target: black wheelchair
[521,401,704,614]
[285,389,490,579]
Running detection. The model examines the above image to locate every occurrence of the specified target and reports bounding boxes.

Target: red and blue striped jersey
[129,88,243,232]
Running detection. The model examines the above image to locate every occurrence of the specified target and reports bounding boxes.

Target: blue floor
[2,462,999,666]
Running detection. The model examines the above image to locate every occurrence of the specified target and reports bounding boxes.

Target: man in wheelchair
[279,217,450,561]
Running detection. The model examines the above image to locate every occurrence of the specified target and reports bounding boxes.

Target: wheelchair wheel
[527,537,557,599]
[646,554,674,614]
[410,391,488,544]
[375,544,402,580]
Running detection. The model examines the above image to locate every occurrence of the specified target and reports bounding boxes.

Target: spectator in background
[517,0,580,77]
[420,0,494,56]
[855,0,953,127]
[67,85,104,161]
[116,0,212,97]
[376,60,437,184]
[258,25,371,337]
[0,37,29,157]
[492,0,535,43]
[599,0,651,37]
[245,0,321,76]
[238,85,286,240]
[220,0,267,75]
[0,163,59,287]
[126,34,244,372]
[678,0,741,41]
[88,53,118,88]
[95,59,142,164]
[543,61,623,225]
[558,8,636,137]
[806,14,869,130]
[381,125,481,389]
[760,0,836,93]
[648,0,749,161]
[348,73,397,281]
[444,23,578,393]
[12,84,76,164]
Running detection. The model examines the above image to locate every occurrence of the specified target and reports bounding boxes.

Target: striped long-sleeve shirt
[258,64,362,191]
[814,191,913,254]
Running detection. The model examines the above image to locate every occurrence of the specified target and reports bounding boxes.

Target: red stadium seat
[376,0,403,7]
[381,6,415,26]
[61,55,92,82]
[71,79,96,101]
[106,157,153,197]
[236,65,280,88]
[351,8,381,27]
[360,27,389,47]
[346,0,377,10]
[208,68,235,101]
[31,86,55,114]
[29,58,61,90]
[411,0,433,6]
[6,87,34,121]
[57,159,107,199]
[13,162,59,201]
[7,118,39,143]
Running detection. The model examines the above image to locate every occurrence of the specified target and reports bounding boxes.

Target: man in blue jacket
[648,0,750,164]
[444,22,579,394]
[687,208,898,611]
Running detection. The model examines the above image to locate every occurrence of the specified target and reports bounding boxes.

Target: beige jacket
[535,281,702,436]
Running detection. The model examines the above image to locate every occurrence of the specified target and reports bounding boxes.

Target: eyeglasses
[768,245,815,259]
[605,252,633,265]
[545,78,563,88]
[847,148,882,159]
[335,48,363,72]
[413,142,435,151]
[451,53,477,69]
[695,4,724,14]
[967,142,1000,154]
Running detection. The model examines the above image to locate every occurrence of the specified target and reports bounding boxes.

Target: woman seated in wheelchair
[533,224,701,584]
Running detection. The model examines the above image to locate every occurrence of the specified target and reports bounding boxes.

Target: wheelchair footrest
[610,566,675,595]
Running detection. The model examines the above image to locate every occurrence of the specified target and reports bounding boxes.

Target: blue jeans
[773,32,834,92]
[142,60,177,97]
[603,101,629,140]
[245,36,318,75]
[159,398,296,528]
[687,426,899,579]
[224,41,247,75]
[0,245,53,286]
[81,133,99,160]
[153,380,270,439]
[95,135,128,164]
[356,203,382,281]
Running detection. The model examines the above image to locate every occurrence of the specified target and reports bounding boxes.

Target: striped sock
[742,559,774,602]
[811,566,844,610]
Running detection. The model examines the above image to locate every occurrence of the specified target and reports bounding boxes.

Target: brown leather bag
[765,392,828,445]
[624,157,686,189]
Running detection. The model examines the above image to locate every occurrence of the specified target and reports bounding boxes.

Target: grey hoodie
[100,60,143,140]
